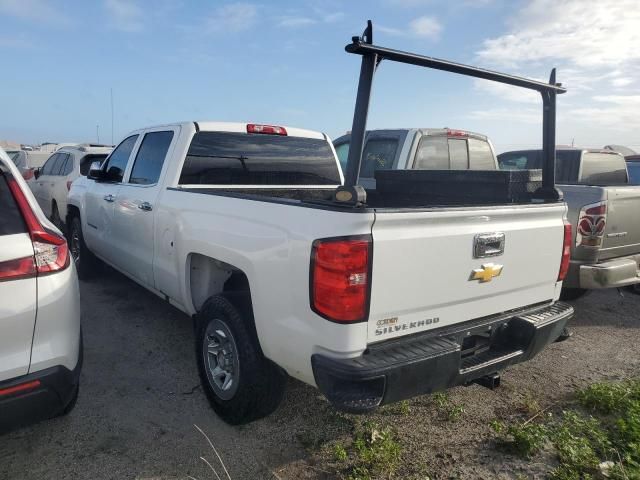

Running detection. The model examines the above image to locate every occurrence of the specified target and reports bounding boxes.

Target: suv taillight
[6,177,69,275]
[558,221,572,281]
[310,236,372,323]
[576,201,607,247]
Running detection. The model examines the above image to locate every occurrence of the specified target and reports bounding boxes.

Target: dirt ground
[1,267,638,479]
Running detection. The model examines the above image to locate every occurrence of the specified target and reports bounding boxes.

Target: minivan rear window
[180,132,341,185]
[0,174,26,236]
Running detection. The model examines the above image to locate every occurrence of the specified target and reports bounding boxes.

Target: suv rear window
[180,132,341,185]
[0,174,26,236]
[498,150,580,183]
[580,153,628,185]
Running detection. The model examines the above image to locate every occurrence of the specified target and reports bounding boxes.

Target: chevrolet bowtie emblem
[471,263,503,283]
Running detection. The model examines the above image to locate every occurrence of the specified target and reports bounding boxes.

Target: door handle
[103,194,115,202]
[138,201,153,212]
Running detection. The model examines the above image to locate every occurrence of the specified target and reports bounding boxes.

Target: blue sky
[2,0,639,153]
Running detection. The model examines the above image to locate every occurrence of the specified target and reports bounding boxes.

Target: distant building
[0,140,20,151]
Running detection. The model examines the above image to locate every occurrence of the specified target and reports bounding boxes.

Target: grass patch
[334,420,402,480]
[432,392,465,422]
[490,379,640,479]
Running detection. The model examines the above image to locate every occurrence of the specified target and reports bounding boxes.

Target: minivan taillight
[558,221,571,281]
[576,201,607,247]
[311,236,372,323]
[6,177,70,275]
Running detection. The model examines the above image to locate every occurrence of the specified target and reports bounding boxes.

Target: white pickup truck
[66,24,574,424]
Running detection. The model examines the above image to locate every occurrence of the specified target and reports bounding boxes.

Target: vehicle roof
[125,121,326,140]
[499,147,623,156]
[57,144,113,155]
[333,128,488,144]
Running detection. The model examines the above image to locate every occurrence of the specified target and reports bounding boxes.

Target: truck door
[83,135,139,261]
[110,128,178,288]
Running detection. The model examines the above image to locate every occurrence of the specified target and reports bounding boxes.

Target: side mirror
[33,168,40,180]
[87,161,104,181]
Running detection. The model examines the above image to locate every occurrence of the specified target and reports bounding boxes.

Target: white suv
[31,145,112,226]
[0,147,82,432]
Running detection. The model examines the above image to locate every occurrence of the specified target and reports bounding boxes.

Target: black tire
[625,284,640,295]
[195,295,286,425]
[560,288,588,301]
[61,385,79,415]
[69,215,99,280]
[51,202,63,229]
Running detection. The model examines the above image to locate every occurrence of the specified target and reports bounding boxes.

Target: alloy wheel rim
[203,319,239,400]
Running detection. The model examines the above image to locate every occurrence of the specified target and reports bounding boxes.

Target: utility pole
[110,88,114,145]
[96,124,100,144]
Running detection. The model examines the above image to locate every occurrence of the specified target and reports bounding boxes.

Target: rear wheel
[195,295,286,425]
[51,202,63,230]
[560,288,588,301]
[69,215,99,280]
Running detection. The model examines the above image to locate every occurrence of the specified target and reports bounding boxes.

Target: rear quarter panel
[159,191,376,385]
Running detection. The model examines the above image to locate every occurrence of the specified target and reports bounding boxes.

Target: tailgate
[368,203,566,343]
[600,186,640,260]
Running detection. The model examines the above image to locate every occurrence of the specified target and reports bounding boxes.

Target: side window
[102,135,138,183]
[448,139,469,170]
[54,154,70,176]
[80,154,107,176]
[129,131,174,185]
[468,139,496,170]
[41,154,60,175]
[62,154,74,176]
[415,136,448,169]
[0,174,26,236]
[334,142,350,172]
[360,139,399,177]
[498,154,529,170]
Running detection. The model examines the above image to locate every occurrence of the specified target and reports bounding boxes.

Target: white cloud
[206,3,258,33]
[474,0,640,147]
[277,16,317,28]
[469,107,541,124]
[378,16,442,40]
[275,10,344,29]
[104,0,143,32]
[409,16,441,40]
[477,0,640,68]
[0,0,68,23]
[474,80,541,104]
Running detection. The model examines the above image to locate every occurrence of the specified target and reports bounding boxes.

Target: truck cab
[333,128,498,189]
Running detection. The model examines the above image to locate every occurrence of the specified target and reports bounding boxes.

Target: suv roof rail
[338,20,567,204]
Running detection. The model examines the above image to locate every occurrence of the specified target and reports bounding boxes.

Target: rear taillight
[6,177,70,275]
[310,236,372,323]
[247,124,288,136]
[576,201,607,247]
[0,256,37,282]
[558,221,572,281]
[0,379,41,397]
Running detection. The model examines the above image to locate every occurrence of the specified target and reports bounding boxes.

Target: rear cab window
[360,138,399,177]
[180,132,340,185]
[415,135,496,170]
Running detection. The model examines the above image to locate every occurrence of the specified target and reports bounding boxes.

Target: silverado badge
[471,263,503,283]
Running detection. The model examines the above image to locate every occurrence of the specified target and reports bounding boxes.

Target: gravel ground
[1,267,639,479]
